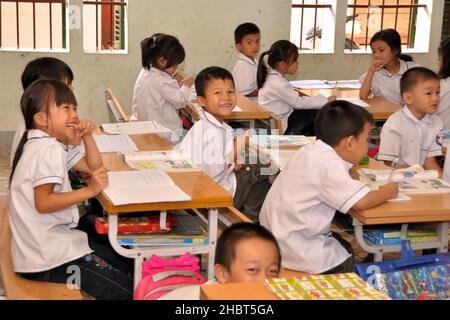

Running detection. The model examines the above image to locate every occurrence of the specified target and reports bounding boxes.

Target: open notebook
[103,170,191,205]
[101,121,172,135]
[122,150,200,172]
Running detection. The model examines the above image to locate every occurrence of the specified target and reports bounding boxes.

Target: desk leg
[353,218,385,262]
[207,208,218,281]
[437,222,449,253]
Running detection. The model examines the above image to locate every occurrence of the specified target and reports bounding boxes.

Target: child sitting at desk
[160,222,281,299]
[377,67,443,175]
[9,79,133,300]
[359,28,420,105]
[176,66,271,221]
[436,37,450,129]
[232,22,261,98]
[257,40,335,135]
[131,33,194,133]
[260,100,399,274]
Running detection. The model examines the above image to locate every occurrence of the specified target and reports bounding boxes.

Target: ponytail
[257,51,270,89]
[9,130,28,185]
[141,36,158,70]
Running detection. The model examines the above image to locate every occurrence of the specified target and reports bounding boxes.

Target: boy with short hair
[260,100,399,274]
[176,66,271,221]
[232,22,261,97]
[378,67,443,174]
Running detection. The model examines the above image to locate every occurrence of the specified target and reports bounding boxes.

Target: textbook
[336,97,370,108]
[122,150,200,172]
[95,216,175,235]
[358,165,450,195]
[101,121,172,135]
[364,233,437,245]
[117,213,207,246]
[103,170,191,205]
[265,273,389,300]
[257,148,298,171]
[290,79,335,89]
[250,135,316,149]
[80,134,138,153]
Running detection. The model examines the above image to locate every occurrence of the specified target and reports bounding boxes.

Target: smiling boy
[378,67,443,175]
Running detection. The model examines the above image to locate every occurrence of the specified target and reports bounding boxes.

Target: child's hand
[327,95,337,102]
[174,73,184,86]
[77,119,97,138]
[87,166,109,196]
[182,77,195,88]
[369,59,384,73]
[380,182,399,199]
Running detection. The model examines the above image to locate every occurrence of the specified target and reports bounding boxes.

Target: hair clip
[150,36,157,48]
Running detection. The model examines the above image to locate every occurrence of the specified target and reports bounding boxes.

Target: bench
[0,199,83,300]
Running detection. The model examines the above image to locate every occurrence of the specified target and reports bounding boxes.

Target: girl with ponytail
[257,40,335,135]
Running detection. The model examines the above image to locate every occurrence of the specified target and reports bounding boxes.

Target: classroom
[0,0,449,302]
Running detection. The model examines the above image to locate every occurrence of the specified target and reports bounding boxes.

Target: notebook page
[101,121,172,135]
[80,134,138,153]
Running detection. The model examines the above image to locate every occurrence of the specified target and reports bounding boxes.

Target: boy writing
[378,67,443,174]
[260,100,399,274]
[176,66,271,221]
[232,22,261,97]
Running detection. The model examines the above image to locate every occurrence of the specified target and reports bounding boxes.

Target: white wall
[0,0,445,131]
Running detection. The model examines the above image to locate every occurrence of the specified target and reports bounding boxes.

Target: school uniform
[131,67,191,131]
[175,109,271,221]
[359,59,420,105]
[10,119,83,170]
[232,53,258,96]
[378,106,443,167]
[436,77,450,130]
[260,140,370,274]
[258,69,328,134]
[9,129,92,273]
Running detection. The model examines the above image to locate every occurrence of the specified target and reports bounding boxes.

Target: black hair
[315,100,374,147]
[438,37,450,79]
[140,33,185,70]
[257,40,299,88]
[214,222,281,272]
[21,57,74,90]
[10,79,77,184]
[370,28,413,62]
[400,67,440,94]
[234,22,260,44]
[195,66,235,97]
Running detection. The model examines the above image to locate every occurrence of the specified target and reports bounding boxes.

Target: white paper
[334,80,361,89]
[337,97,370,108]
[290,80,334,89]
[233,105,243,112]
[80,134,138,154]
[101,121,172,135]
[103,170,192,205]
[261,149,298,171]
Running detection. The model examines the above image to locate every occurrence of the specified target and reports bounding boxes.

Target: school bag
[134,252,205,300]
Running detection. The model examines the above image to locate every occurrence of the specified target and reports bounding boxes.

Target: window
[83,0,127,53]
[290,0,335,53]
[345,0,431,53]
[0,0,69,52]
[442,0,450,39]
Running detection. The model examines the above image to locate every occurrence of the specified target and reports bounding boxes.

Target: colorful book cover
[95,216,174,235]
[376,263,450,300]
[265,273,390,300]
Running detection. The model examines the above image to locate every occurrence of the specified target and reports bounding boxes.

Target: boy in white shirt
[378,67,443,175]
[176,66,271,221]
[232,23,260,97]
[260,100,399,274]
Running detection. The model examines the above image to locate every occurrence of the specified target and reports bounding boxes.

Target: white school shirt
[175,109,236,196]
[258,69,328,133]
[130,68,191,131]
[10,119,83,170]
[232,53,258,96]
[378,106,443,166]
[437,77,450,130]
[260,140,370,274]
[9,129,92,273]
[359,59,420,105]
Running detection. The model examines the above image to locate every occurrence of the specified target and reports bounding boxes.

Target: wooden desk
[96,133,233,288]
[299,88,401,121]
[350,159,450,261]
[224,94,272,122]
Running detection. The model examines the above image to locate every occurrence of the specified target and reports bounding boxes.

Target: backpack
[134,252,205,300]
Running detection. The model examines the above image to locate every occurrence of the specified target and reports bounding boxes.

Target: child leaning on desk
[176,66,271,222]
[232,22,261,97]
[160,222,281,300]
[9,79,133,300]
[377,67,443,175]
[260,100,399,275]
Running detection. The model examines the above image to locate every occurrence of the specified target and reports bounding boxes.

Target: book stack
[363,224,450,245]
[95,215,175,235]
[265,273,389,300]
[117,213,208,246]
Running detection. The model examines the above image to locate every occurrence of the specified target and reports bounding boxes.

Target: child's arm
[423,156,443,177]
[72,119,103,174]
[359,60,383,100]
[382,160,408,169]
[351,182,399,211]
[34,166,108,214]
[245,88,259,97]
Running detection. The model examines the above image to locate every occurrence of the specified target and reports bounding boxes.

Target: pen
[386,158,399,183]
